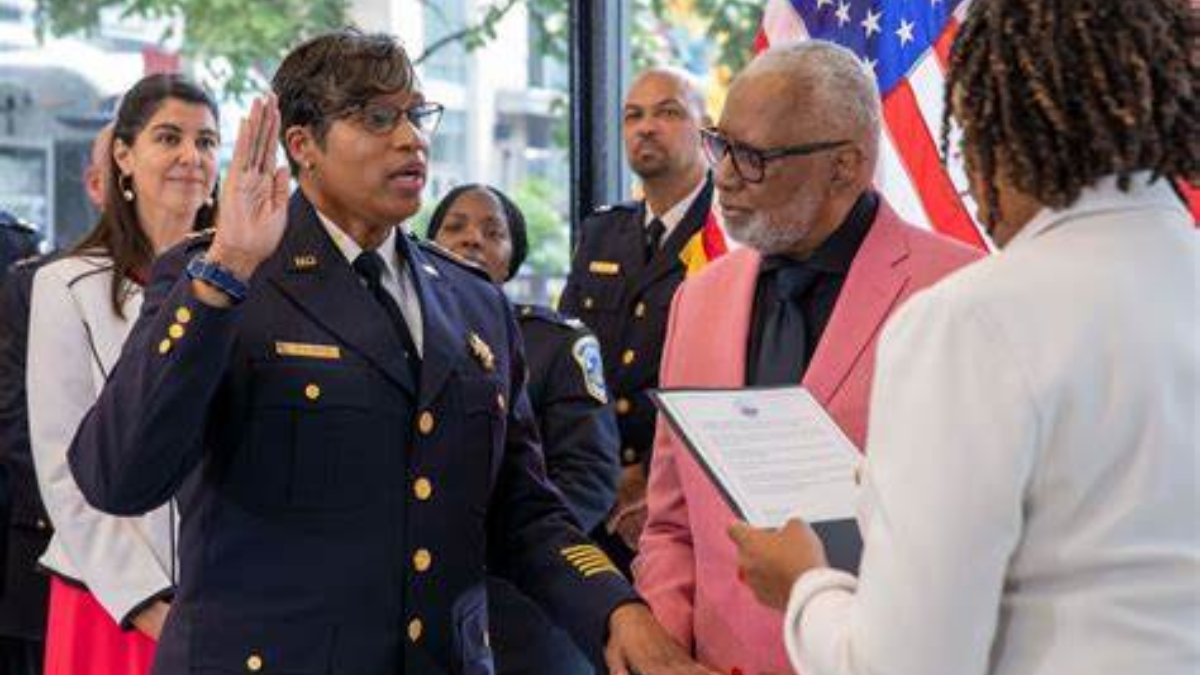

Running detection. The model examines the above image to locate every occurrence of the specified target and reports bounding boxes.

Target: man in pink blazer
[634,42,984,675]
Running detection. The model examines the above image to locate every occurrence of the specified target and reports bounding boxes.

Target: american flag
[755,0,987,249]
[755,0,1198,240]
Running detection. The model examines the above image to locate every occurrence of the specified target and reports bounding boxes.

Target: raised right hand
[208,94,290,282]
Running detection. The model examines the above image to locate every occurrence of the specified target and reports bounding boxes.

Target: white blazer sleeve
[28,265,173,626]
[783,286,1040,675]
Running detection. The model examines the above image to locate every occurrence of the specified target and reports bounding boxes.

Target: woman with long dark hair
[27,73,219,675]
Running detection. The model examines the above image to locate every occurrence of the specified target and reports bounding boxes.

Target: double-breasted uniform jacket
[67,193,637,675]
[559,177,715,467]
[487,305,619,674]
[0,255,53,639]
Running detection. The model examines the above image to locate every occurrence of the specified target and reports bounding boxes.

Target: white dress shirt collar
[644,175,708,239]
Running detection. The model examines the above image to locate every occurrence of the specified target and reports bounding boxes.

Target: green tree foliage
[511,177,569,276]
[34,0,764,95]
[35,0,347,94]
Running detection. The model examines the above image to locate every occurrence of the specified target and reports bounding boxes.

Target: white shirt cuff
[784,567,858,675]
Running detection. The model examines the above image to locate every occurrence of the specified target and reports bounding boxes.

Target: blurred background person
[28,74,219,675]
[559,66,723,573]
[730,1,1199,674]
[428,182,619,675]
[0,212,40,282]
[0,121,112,675]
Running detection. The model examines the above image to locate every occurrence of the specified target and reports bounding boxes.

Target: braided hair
[942,0,1198,227]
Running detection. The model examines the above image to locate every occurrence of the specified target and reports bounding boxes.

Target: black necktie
[352,250,421,364]
[751,262,822,386]
[645,218,666,262]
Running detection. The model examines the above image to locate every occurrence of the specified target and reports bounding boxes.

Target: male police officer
[560,67,718,568]
[67,30,714,675]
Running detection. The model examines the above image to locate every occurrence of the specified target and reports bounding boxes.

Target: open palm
[211,94,290,277]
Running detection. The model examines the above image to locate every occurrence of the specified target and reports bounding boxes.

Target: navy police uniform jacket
[0,255,53,639]
[0,213,39,283]
[488,305,619,675]
[559,176,714,467]
[515,304,618,531]
[67,193,638,675]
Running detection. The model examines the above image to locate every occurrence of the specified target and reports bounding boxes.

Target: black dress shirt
[746,191,879,385]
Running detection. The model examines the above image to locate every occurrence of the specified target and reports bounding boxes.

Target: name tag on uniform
[275,341,342,360]
[589,261,621,276]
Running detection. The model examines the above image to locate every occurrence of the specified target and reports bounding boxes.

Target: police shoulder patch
[571,334,608,404]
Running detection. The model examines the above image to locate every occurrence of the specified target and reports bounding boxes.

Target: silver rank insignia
[468,332,495,371]
[572,335,607,404]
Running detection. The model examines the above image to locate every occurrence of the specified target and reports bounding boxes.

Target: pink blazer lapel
[685,248,762,386]
[803,204,911,404]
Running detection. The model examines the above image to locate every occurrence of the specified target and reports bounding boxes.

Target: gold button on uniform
[418,411,435,435]
[616,398,631,415]
[496,394,506,413]
[158,339,172,355]
[408,618,424,642]
[168,323,185,339]
[621,350,636,366]
[634,302,646,319]
[622,448,637,463]
[413,478,433,501]
[246,654,263,672]
[304,383,321,401]
[413,548,432,572]
[36,519,48,531]
[175,306,192,324]
[583,297,595,310]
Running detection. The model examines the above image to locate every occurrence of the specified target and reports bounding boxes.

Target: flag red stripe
[883,81,987,248]
[933,17,959,70]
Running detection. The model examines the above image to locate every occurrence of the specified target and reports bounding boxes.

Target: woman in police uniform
[428,184,619,675]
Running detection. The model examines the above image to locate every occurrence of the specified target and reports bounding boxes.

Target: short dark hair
[944,0,1198,226]
[272,27,418,174]
[426,184,529,281]
[73,73,219,317]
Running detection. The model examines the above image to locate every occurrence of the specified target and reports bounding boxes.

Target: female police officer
[428,183,619,675]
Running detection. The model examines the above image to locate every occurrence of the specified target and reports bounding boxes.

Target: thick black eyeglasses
[700,127,850,183]
[343,101,445,137]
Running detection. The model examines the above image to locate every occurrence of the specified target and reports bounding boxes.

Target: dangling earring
[119,174,135,202]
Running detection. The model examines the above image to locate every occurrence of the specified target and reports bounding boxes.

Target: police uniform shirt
[643,176,708,247]
[746,190,879,385]
[316,210,424,356]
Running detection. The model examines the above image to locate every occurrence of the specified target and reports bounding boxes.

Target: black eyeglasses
[700,127,850,184]
[342,100,445,137]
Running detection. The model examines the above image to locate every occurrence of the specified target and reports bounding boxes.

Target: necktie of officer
[751,262,822,386]
[645,217,666,262]
[352,250,421,364]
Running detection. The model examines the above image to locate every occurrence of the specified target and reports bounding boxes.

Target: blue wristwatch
[186,254,249,304]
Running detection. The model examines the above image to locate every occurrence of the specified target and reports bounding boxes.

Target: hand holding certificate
[651,386,863,572]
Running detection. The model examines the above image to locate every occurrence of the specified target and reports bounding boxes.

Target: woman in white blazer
[729,1,1198,675]
[28,73,220,675]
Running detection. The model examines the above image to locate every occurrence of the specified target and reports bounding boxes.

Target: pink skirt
[43,576,158,675]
